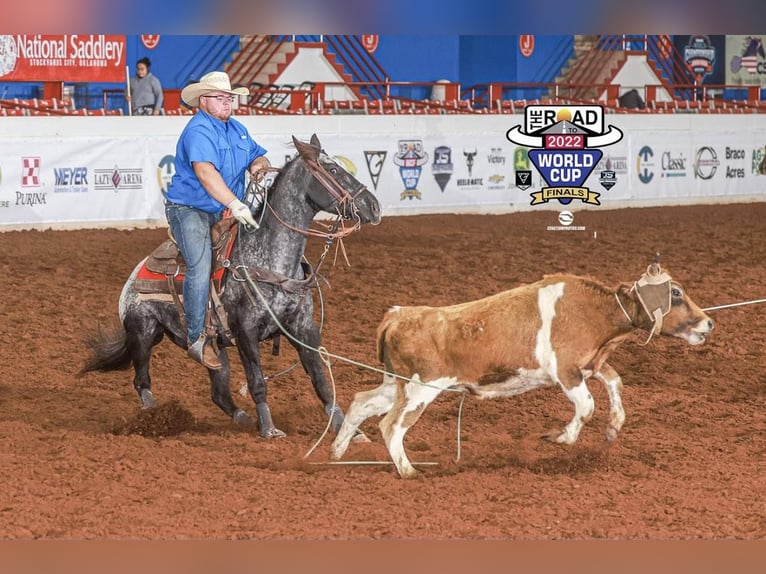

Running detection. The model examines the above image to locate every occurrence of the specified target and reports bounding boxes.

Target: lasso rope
[702,298,766,312]
[238,266,453,465]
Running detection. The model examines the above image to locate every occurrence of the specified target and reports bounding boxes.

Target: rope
[238,265,464,463]
[702,298,766,312]
[239,266,463,392]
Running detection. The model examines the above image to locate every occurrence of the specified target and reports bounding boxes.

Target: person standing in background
[127,57,164,115]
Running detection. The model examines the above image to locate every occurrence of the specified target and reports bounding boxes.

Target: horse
[79,134,382,438]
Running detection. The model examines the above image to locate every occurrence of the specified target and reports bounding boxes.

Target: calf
[331,260,713,478]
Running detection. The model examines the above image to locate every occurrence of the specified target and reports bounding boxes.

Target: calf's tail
[77,322,132,377]
[376,309,398,365]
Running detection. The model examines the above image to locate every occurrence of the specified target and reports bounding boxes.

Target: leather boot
[188,335,222,370]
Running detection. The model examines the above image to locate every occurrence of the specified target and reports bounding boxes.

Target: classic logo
[393,140,428,200]
[506,105,623,205]
[156,155,175,197]
[95,165,143,192]
[694,146,719,180]
[364,150,387,191]
[432,145,453,192]
[637,146,655,184]
[21,156,41,187]
[661,150,687,178]
[53,167,88,192]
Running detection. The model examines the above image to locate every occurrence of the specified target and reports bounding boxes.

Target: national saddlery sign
[0,34,126,82]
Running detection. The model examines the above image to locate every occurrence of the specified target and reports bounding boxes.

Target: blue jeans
[165,203,221,342]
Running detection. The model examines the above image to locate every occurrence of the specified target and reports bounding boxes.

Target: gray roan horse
[79,134,382,438]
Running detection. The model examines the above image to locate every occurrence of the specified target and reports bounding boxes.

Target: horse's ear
[292,135,318,161]
[310,133,321,148]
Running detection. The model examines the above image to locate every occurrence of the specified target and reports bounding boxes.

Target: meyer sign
[0,34,126,82]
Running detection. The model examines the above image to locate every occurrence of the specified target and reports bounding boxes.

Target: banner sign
[0,35,126,82]
[1,115,765,231]
[725,35,766,87]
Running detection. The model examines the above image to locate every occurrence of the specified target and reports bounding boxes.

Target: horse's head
[293,134,382,226]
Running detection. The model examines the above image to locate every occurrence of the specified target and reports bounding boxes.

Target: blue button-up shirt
[166,109,267,213]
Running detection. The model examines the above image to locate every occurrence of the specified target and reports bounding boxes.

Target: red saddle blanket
[133,217,238,295]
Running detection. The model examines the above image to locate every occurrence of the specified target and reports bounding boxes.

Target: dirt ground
[1,202,765,540]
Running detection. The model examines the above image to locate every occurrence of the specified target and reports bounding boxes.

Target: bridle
[614,259,673,345]
[254,156,369,242]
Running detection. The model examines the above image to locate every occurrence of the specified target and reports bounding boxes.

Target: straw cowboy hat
[181,71,249,107]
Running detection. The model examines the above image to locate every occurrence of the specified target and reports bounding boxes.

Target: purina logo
[506,104,623,206]
[21,157,42,187]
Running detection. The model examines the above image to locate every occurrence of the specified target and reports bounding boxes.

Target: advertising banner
[1,114,765,231]
[725,35,766,87]
[0,34,126,82]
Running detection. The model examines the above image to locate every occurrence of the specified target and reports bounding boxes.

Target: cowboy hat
[181,71,249,107]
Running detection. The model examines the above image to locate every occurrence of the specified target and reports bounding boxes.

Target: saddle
[134,216,239,343]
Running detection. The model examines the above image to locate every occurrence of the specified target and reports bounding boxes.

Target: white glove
[228,198,259,229]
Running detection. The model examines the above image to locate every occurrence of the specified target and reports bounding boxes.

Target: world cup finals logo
[506,105,623,206]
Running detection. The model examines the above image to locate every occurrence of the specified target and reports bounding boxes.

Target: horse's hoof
[260,427,287,439]
[232,409,253,427]
[605,426,619,442]
[351,430,371,444]
[140,389,156,410]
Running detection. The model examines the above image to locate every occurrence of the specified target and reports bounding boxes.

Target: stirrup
[188,336,222,370]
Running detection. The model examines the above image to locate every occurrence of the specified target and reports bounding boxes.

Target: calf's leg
[331,374,397,459]
[546,369,595,444]
[593,362,625,442]
[379,375,456,479]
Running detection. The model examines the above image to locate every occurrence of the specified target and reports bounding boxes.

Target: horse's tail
[77,322,132,377]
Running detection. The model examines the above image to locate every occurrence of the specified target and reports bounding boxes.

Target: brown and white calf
[331,262,713,478]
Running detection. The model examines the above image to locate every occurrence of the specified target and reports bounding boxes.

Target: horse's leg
[235,333,285,438]
[286,320,349,434]
[208,348,252,426]
[124,313,164,410]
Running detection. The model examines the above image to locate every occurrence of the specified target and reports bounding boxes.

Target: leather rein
[258,157,368,241]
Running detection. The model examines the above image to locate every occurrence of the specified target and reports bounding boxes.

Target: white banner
[1,114,765,231]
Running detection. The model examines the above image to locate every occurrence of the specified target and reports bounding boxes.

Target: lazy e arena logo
[506,105,623,205]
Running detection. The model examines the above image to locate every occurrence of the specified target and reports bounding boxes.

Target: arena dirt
[0,203,764,539]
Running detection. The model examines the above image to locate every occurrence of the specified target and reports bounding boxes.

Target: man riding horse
[165,70,269,369]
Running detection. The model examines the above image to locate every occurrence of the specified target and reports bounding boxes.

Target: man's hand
[249,158,270,183]
[228,198,259,229]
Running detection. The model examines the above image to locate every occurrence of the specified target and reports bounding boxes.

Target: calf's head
[626,260,713,345]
